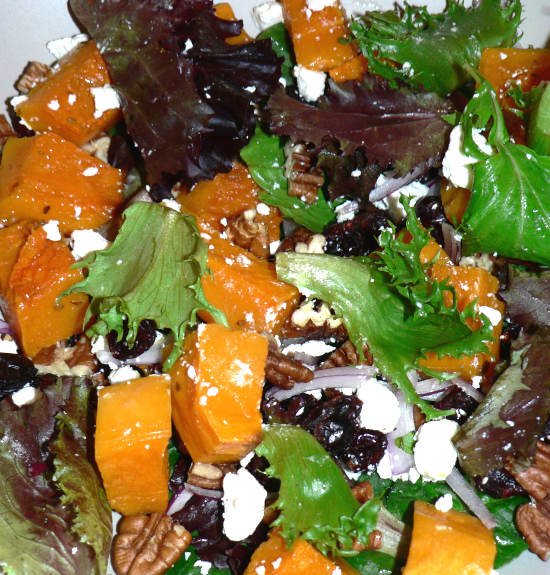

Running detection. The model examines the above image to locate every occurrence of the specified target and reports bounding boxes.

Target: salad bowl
[1,1,549,575]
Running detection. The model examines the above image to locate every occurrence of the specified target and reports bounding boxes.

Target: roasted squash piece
[200,232,299,334]
[0,220,36,294]
[0,226,88,358]
[281,0,356,71]
[14,41,121,146]
[170,324,268,463]
[95,375,172,515]
[0,133,123,232]
[244,531,360,575]
[329,54,368,82]
[402,501,496,575]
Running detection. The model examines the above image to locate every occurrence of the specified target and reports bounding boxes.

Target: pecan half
[351,481,374,504]
[0,115,16,153]
[15,61,51,93]
[321,339,373,369]
[225,209,269,259]
[34,335,97,377]
[112,513,191,575]
[187,462,224,490]
[516,502,550,561]
[285,144,324,205]
[277,226,313,253]
[265,341,314,390]
[508,441,550,502]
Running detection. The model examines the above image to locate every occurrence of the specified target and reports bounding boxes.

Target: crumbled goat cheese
[252,1,284,30]
[293,65,327,103]
[435,493,454,512]
[335,199,359,223]
[372,175,431,222]
[479,305,502,327]
[46,33,89,59]
[356,379,401,433]
[414,419,459,482]
[70,229,109,261]
[42,220,62,242]
[91,335,120,370]
[90,85,120,119]
[108,365,142,384]
[307,0,337,10]
[0,338,18,354]
[282,339,335,358]
[161,198,182,212]
[223,468,267,541]
[11,385,40,407]
[442,125,492,190]
[81,135,111,163]
[459,252,494,273]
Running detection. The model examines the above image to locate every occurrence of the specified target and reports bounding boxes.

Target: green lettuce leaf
[258,23,295,87]
[64,202,226,368]
[276,203,493,419]
[51,381,112,573]
[166,546,230,575]
[344,550,398,575]
[240,126,336,233]
[256,424,380,556]
[350,0,521,97]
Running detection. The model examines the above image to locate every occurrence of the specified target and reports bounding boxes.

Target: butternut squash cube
[95,375,172,515]
[14,41,122,146]
[200,233,299,334]
[403,501,496,575]
[0,133,123,232]
[244,531,360,575]
[0,225,88,358]
[170,324,268,463]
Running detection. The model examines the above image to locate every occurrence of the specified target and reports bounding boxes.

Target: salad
[0,0,549,574]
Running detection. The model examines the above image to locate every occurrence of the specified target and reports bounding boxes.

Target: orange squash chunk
[0,226,88,358]
[95,375,172,515]
[14,42,121,146]
[0,133,124,233]
[244,531,360,575]
[200,232,299,334]
[329,54,368,82]
[215,3,253,45]
[0,220,36,294]
[403,501,496,575]
[179,162,282,241]
[440,179,471,226]
[170,324,268,463]
[418,241,504,380]
[281,0,356,71]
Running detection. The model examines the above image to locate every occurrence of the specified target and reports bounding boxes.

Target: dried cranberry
[324,207,389,257]
[107,319,157,361]
[414,195,448,245]
[433,386,479,424]
[0,352,38,399]
[474,468,526,499]
[342,429,387,471]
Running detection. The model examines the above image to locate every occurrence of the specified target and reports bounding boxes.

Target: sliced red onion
[0,320,12,334]
[369,163,431,202]
[445,467,497,530]
[450,376,484,403]
[441,221,462,265]
[269,365,377,402]
[386,389,415,476]
[166,486,193,516]
[413,376,453,401]
[184,482,223,500]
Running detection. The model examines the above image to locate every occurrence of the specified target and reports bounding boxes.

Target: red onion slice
[0,320,12,335]
[166,486,193,515]
[450,376,484,403]
[386,390,415,476]
[269,365,377,402]
[445,467,497,530]
[184,482,223,500]
[442,221,462,265]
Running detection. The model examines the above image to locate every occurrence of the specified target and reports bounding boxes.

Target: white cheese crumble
[414,419,459,482]
[47,99,60,111]
[0,338,18,354]
[42,220,62,241]
[307,0,337,10]
[70,229,110,261]
[252,1,284,31]
[356,379,401,433]
[372,175,431,222]
[222,468,267,541]
[335,199,359,223]
[82,166,98,177]
[90,85,120,119]
[478,305,502,327]
[293,65,327,103]
[11,385,40,407]
[161,198,182,212]
[282,339,335,357]
[108,365,141,384]
[434,493,454,512]
[46,33,89,59]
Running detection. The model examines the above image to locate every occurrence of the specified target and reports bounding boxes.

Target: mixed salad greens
[1,0,550,574]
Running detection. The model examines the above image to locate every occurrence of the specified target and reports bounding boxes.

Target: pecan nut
[15,61,51,93]
[187,462,224,490]
[0,115,16,153]
[321,339,374,369]
[509,440,550,502]
[112,513,191,575]
[516,502,550,561]
[285,144,324,205]
[265,341,314,390]
[225,209,269,259]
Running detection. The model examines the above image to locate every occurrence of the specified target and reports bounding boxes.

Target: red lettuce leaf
[455,330,550,478]
[0,377,110,575]
[70,0,282,184]
[268,77,453,176]
[500,276,550,331]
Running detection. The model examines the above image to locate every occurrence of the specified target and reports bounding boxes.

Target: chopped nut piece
[34,335,97,377]
[225,209,269,259]
[112,512,191,575]
[509,440,550,502]
[187,462,224,490]
[15,61,51,93]
[0,115,16,153]
[516,502,550,561]
[321,339,373,369]
[285,144,324,205]
[265,340,314,389]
